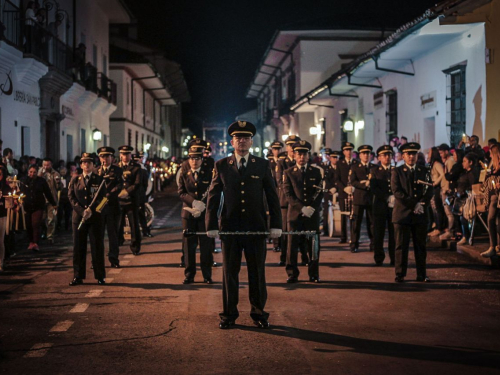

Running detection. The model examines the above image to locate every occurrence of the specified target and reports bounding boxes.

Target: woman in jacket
[428,147,446,236]
[481,144,500,257]
[21,165,57,251]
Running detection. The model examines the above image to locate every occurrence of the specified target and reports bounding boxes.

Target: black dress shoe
[351,248,358,253]
[213,262,219,267]
[278,261,285,266]
[273,246,281,252]
[253,318,270,329]
[338,239,348,244]
[69,278,83,286]
[132,251,140,256]
[416,276,431,282]
[390,261,395,266]
[374,262,383,266]
[286,276,298,283]
[97,279,106,285]
[179,262,185,267]
[219,319,235,329]
[395,275,405,283]
[309,276,321,283]
[110,263,120,268]
[204,278,213,284]
[183,278,194,284]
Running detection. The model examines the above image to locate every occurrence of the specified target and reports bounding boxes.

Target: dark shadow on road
[108,282,222,291]
[234,324,500,368]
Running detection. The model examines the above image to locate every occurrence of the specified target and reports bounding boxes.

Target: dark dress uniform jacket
[276,157,296,208]
[370,165,394,214]
[391,164,433,225]
[206,154,281,232]
[324,164,337,190]
[269,158,278,183]
[68,173,106,222]
[283,165,323,223]
[179,166,212,219]
[118,162,141,205]
[335,159,359,200]
[350,162,375,206]
[97,164,123,213]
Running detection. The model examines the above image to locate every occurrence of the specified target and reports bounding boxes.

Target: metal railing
[97,72,117,105]
[1,0,21,47]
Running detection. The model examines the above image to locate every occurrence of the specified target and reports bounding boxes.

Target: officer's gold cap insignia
[196,139,201,144]
[300,140,306,145]
[238,121,246,128]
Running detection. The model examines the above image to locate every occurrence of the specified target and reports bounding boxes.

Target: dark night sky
[123,0,438,134]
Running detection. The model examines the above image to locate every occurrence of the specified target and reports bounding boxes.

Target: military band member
[117,146,142,255]
[392,142,433,283]
[268,140,283,252]
[206,121,281,330]
[97,147,123,268]
[349,145,375,253]
[276,135,307,266]
[179,147,214,284]
[283,140,323,283]
[68,153,106,286]
[133,152,152,238]
[370,145,395,266]
[322,150,339,236]
[335,142,358,243]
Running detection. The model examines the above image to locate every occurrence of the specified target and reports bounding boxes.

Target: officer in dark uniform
[335,142,358,243]
[133,152,152,238]
[206,120,281,330]
[349,145,375,253]
[117,145,142,255]
[276,135,305,266]
[68,152,106,286]
[179,146,214,284]
[268,140,283,252]
[392,142,433,283]
[96,146,123,268]
[322,150,339,236]
[370,145,395,266]
[283,140,323,283]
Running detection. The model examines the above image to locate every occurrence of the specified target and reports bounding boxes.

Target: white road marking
[24,343,53,358]
[121,260,130,265]
[163,202,181,221]
[85,289,103,298]
[70,303,89,313]
[106,278,114,283]
[49,320,74,332]
[123,254,135,259]
[109,268,122,274]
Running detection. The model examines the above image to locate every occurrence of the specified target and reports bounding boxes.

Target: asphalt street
[1,186,500,374]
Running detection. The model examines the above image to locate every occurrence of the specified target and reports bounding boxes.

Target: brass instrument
[95,197,109,213]
[341,169,354,219]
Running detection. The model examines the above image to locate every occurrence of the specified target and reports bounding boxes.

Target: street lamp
[264,141,271,147]
[162,146,169,153]
[92,129,102,141]
[343,118,354,132]
[145,143,152,151]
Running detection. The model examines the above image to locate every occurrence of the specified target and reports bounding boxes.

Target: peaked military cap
[118,145,134,154]
[188,138,207,149]
[322,148,332,155]
[358,144,373,153]
[293,140,312,153]
[188,146,203,157]
[132,154,141,160]
[342,141,354,150]
[80,152,93,163]
[329,150,341,158]
[228,120,256,137]
[278,151,287,159]
[400,142,421,153]
[97,146,115,156]
[204,145,212,152]
[271,140,284,149]
[285,135,301,145]
[376,145,394,155]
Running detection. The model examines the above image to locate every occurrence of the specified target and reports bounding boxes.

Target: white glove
[301,206,315,218]
[329,188,337,195]
[269,228,282,239]
[83,208,92,220]
[192,200,206,212]
[192,209,202,218]
[361,180,370,187]
[344,186,355,194]
[413,202,424,215]
[207,230,219,238]
[387,195,395,208]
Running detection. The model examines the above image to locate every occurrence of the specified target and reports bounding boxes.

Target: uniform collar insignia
[229,160,234,164]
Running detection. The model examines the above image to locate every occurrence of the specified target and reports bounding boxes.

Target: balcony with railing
[98,72,117,105]
[1,0,22,48]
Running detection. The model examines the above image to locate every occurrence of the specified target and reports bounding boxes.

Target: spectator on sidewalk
[0,166,13,271]
[438,144,456,240]
[481,144,500,258]
[428,147,445,237]
[2,148,18,176]
[21,165,57,252]
[56,167,72,231]
[38,158,61,244]
[456,153,478,245]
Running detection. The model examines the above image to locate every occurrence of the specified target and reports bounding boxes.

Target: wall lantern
[92,129,102,141]
[145,143,152,151]
[162,146,169,153]
[343,118,354,132]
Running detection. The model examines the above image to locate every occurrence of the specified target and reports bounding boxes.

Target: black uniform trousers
[287,217,320,279]
[182,218,213,280]
[350,204,374,251]
[102,206,121,264]
[220,235,268,322]
[394,223,427,278]
[120,203,141,253]
[373,209,395,264]
[280,208,288,263]
[339,198,350,241]
[322,193,332,236]
[72,217,105,280]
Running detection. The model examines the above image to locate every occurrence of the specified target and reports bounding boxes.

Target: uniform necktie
[301,167,306,174]
[193,171,198,181]
[239,158,246,175]
[84,175,89,187]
